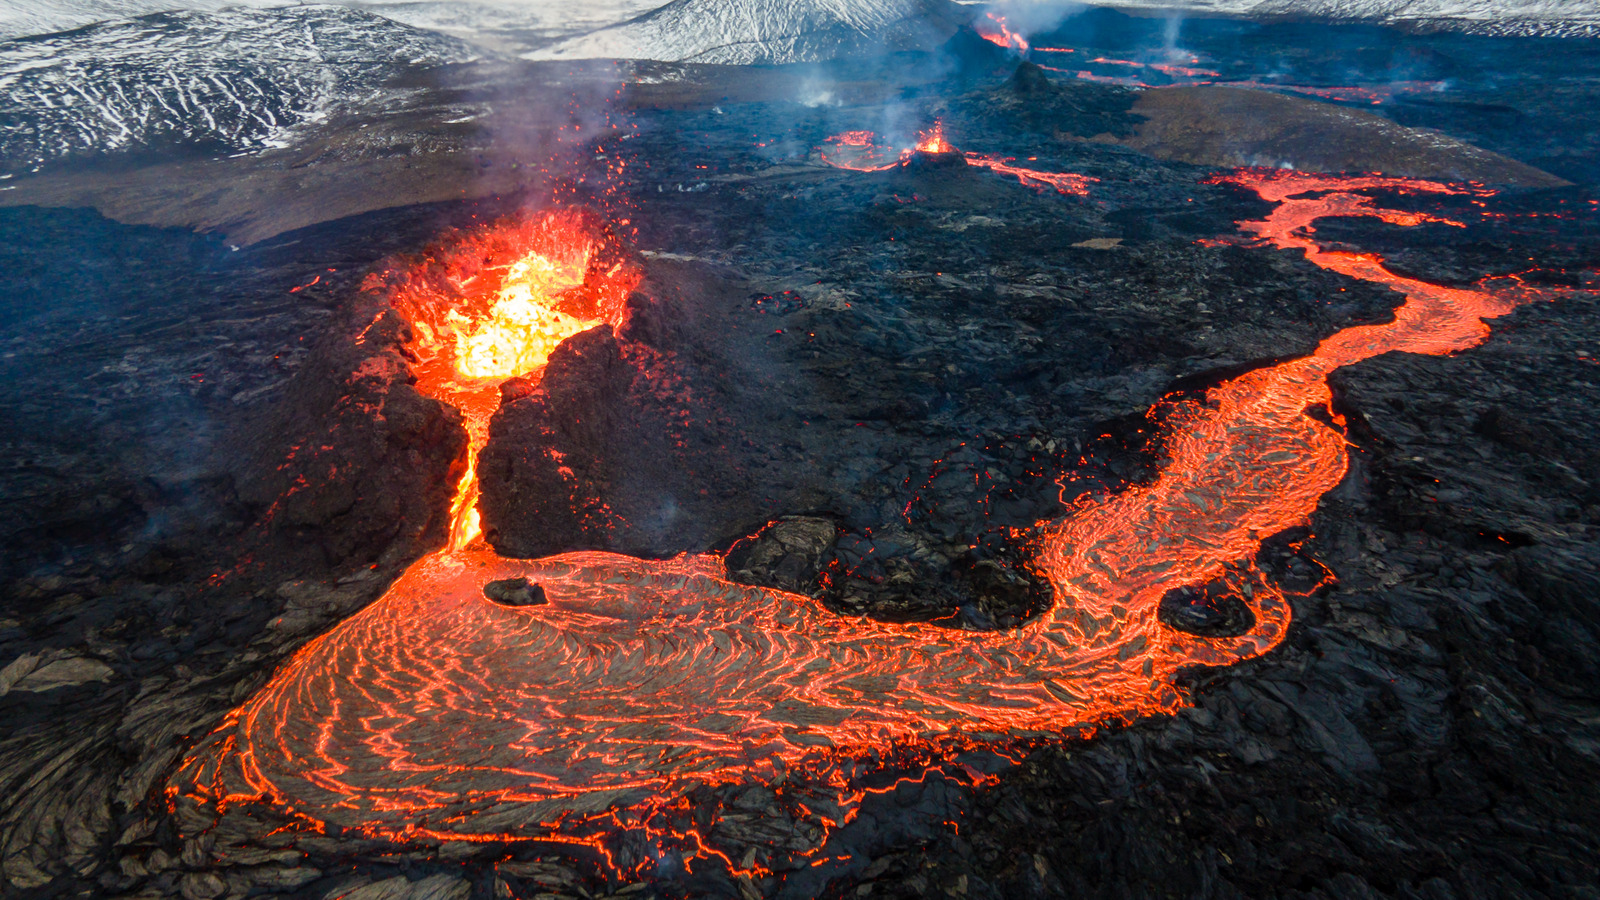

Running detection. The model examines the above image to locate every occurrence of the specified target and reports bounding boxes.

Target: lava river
[176,170,1564,862]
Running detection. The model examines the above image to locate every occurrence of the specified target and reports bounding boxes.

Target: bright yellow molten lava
[432,248,599,551]
[377,209,640,554]
[449,251,597,379]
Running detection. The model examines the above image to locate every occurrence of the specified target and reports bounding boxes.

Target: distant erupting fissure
[975,11,1029,53]
[820,122,1097,196]
[173,165,1572,878]
[1025,47,1446,104]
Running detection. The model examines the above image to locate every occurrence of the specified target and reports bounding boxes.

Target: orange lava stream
[1038,170,1538,667]
[1087,56,1222,79]
[178,169,1561,865]
[964,154,1097,196]
[818,131,900,172]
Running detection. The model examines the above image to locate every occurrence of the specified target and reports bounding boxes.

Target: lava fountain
[175,172,1566,872]
[913,121,957,155]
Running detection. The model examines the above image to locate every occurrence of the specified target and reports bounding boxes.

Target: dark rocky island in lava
[2,3,1599,900]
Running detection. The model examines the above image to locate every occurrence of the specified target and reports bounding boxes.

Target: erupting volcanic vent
[820,122,1097,196]
[173,170,1570,875]
[975,12,1029,53]
[380,208,640,549]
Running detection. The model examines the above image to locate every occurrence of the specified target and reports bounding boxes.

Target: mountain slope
[0,5,482,175]
[527,0,970,65]
[0,0,268,42]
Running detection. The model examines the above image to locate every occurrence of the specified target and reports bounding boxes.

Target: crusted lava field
[3,23,1600,900]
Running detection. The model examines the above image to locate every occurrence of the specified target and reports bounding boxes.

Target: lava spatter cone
[902,149,968,171]
[904,121,967,170]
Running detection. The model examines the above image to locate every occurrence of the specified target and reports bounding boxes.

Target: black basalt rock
[477,324,634,558]
[1157,580,1256,637]
[724,516,840,594]
[243,301,467,573]
[950,553,1053,621]
[499,376,537,404]
[615,290,681,348]
[483,577,547,607]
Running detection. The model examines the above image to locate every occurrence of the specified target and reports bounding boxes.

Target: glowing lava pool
[175,168,1565,870]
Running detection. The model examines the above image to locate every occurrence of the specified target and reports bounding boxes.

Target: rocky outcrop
[241,299,466,573]
[477,282,785,560]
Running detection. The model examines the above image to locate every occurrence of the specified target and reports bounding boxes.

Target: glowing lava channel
[820,124,1097,196]
[178,171,1566,863]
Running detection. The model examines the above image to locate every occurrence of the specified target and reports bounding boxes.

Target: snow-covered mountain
[1250,0,1599,36]
[0,0,270,42]
[526,0,969,65]
[352,1,666,52]
[0,0,668,48]
[0,5,481,175]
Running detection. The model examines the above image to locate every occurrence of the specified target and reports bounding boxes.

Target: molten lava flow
[177,171,1570,872]
[964,154,1097,196]
[451,253,595,379]
[819,126,1097,196]
[1085,56,1221,79]
[442,251,591,547]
